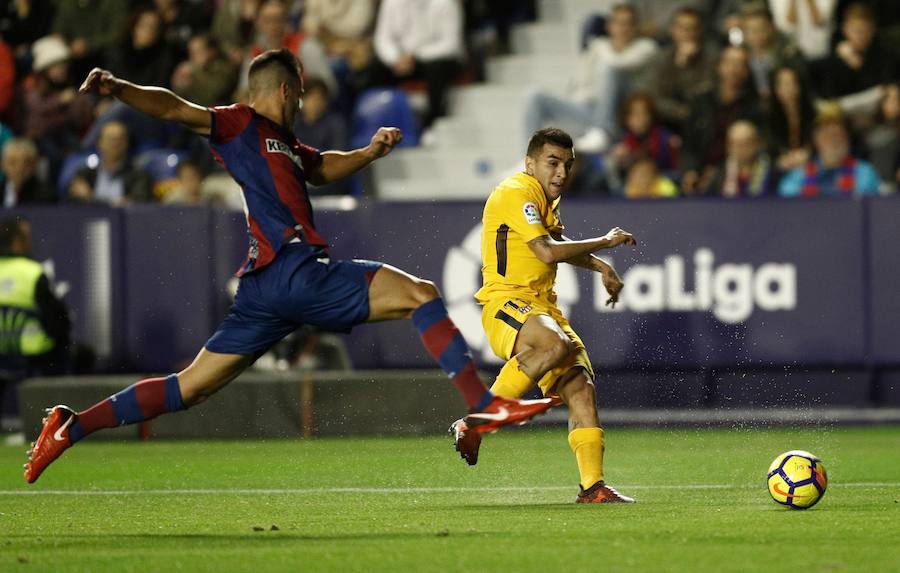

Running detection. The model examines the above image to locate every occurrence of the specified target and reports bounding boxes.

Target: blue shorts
[205,244,382,355]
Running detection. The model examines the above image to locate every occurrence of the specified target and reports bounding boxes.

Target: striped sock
[412,298,492,410]
[68,374,185,443]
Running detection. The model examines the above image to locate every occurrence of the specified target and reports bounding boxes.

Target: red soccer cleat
[463,396,553,434]
[449,418,482,465]
[24,405,77,484]
[576,481,636,504]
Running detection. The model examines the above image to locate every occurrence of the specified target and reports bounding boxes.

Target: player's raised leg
[556,367,634,504]
[366,264,552,430]
[24,349,255,483]
[451,312,572,464]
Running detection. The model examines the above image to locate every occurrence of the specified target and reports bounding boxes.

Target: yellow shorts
[481,295,594,397]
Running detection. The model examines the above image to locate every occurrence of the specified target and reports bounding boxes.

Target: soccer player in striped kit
[25,49,552,484]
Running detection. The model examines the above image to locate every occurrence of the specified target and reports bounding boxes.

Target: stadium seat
[56,152,94,197]
[581,14,607,49]
[351,88,420,149]
[135,148,188,183]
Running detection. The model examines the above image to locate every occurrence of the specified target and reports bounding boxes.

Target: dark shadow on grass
[2,531,485,545]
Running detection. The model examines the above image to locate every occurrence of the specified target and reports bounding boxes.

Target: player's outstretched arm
[527,227,637,265]
[311,127,402,185]
[548,232,629,307]
[79,68,211,135]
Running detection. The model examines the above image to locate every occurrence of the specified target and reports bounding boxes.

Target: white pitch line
[0,482,898,496]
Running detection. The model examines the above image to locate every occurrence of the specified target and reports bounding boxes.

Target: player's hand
[601,268,624,308]
[603,227,637,248]
[79,68,121,96]
[368,127,402,159]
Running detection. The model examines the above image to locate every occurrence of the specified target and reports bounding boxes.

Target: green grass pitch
[2,426,899,572]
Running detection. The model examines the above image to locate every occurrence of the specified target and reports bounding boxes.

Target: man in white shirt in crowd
[373,0,463,136]
[523,3,657,153]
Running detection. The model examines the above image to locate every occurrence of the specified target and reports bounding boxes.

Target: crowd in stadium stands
[1,0,900,203]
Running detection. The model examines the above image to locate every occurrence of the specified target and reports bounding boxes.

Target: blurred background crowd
[2,0,900,204]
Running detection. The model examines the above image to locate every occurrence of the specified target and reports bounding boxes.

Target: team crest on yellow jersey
[504,300,532,314]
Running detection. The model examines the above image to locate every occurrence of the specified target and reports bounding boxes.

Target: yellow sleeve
[498,186,549,243]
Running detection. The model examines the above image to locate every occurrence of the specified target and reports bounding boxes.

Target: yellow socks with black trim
[489,356,534,398]
[568,427,605,489]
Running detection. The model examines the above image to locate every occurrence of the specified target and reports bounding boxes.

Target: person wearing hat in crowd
[22,36,93,181]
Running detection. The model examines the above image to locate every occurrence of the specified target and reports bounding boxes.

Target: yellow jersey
[475,172,563,305]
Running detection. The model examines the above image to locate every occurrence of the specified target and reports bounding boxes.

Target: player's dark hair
[526,128,574,157]
[0,216,26,256]
[248,48,304,95]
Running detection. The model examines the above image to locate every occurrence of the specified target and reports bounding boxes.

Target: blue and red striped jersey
[208,104,325,276]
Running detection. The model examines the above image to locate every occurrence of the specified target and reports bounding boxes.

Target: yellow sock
[490,356,534,398]
[568,427,605,489]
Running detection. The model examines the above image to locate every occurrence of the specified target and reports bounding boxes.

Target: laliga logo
[594,248,796,324]
[441,225,798,358]
[442,224,579,363]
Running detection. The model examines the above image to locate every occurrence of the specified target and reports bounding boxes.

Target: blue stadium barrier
[8,198,900,382]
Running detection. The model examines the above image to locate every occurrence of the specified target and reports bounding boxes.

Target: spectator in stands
[2,139,55,207]
[153,0,208,55]
[524,4,657,153]
[630,0,707,42]
[682,46,761,195]
[623,155,678,198]
[293,78,351,195]
[106,6,176,89]
[818,3,895,107]
[741,4,805,101]
[373,0,464,134]
[303,0,376,59]
[67,121,153,205]
[211,0,259,66]
[50,0,128,78]
[163,160,206,205]
[23,36,93,179]
[0,0,55,62]
[607,92,680,189]
[713,120,775,197]
[171,35,239,107]
[239,0,336,97]
[0,217,71,408]
[778,109,880,196]
[768,65,815,173]
[769,0,837,60]
[636,7,718,132]
[864,84,900,192]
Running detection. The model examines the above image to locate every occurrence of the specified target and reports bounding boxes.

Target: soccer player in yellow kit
[452,128,637,503]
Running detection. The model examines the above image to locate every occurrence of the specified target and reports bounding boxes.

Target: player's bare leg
[556,368,634,504]
[366,264,551,432]
[25,349,254,483]
[177,349,258,406]
[452,313,572,464]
